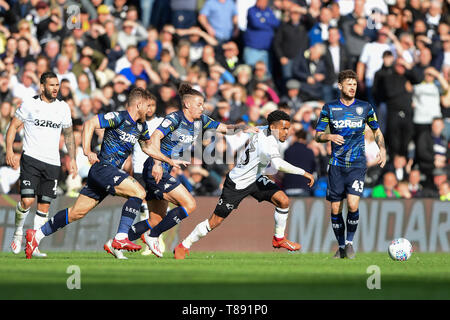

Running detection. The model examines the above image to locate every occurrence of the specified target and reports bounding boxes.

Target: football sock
[331,212,346,248]
[274,207,289,239]
[14,202,30,235]
[140,202,149,221]
[39,208,69,240]
[346,209,359,244]
[149,206,188,238]
[182,219,211,249]
[128,219,152,241]
[115,197,142,238]
[34,210,49,230]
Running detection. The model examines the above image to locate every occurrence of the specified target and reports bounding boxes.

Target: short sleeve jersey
[15,96,72,166]
[156,110,220,172]
[315,99,379,168]
[228,127,281,189]
[97,111,150,168]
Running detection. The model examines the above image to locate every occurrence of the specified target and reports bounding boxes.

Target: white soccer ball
[388,238,412,261]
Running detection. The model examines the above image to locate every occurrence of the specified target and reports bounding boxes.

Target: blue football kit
[143,110,220,200]
[315,99,379,201]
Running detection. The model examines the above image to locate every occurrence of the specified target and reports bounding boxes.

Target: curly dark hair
[338,69,357,84]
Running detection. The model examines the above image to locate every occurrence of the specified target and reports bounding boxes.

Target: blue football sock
[331,213,345,247]
[41,208,69,236]
[117,197,142,235]
[346,209,359,242]
[128,219,152,241]
[149,206,188,238]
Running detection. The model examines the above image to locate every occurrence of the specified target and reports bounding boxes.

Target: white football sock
[274,207,289,239]
[182,219,211,249]
[34,211,49,231]
[35,228,45,243]
[115,233,128,240]
[140,203,149,221]
[15,202,30,235]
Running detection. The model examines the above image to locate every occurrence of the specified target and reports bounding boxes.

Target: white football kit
[15,96,72,166]
[132,117,163,174]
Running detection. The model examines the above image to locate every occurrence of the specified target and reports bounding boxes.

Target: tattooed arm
[63,126,78,179]
[372,128,387,168]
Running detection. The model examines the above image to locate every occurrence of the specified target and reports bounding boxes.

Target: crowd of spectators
[0,0,449,201]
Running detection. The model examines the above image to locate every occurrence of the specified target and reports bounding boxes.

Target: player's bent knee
[183,199,197,215]
[273,192,290,209]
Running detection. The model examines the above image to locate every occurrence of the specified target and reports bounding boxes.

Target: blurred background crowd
[0,0,449,201]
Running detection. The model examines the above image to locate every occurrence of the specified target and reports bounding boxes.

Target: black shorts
[79,162,129,202]
[214,174,281,218]
[326,165,367,202]
[19,153,61,202]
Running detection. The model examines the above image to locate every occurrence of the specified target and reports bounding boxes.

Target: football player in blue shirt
[25,88,187,259]
[126,83,259,257]
[315,70,386,259]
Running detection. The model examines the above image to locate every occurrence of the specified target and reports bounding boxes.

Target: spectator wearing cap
[282,129,316,197]
[170,0,198,29]
[273,4,309,81]
[280,79,302,113]
[322,27,351,102]
[243,0,280,73]
[292,42,327,102]
[94,4,112,25]
[199,0,238,43]
[31,1,50,25]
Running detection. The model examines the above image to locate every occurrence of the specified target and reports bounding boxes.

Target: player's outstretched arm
[216,123,259,135]
[5,116,23,168]
[372,128,387,168]
[82,116,101,164]
[62,126,78,178]
[271,157,315,187]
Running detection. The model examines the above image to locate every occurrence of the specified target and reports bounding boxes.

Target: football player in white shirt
[173,110,315,259]
[5,72,77,258]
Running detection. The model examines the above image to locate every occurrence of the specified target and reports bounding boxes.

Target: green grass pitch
[0,251,449,300]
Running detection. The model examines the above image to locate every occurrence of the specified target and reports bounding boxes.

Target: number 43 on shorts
[352,180,364,193]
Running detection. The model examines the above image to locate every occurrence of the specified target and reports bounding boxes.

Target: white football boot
[104,239,128,260]
[143,232,163,258]
[32,247,47,258]
[10,233,23,254]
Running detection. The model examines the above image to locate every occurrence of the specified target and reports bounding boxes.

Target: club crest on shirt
[356,107,363,115]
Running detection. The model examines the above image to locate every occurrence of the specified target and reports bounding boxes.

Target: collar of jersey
[181,110,194,125]
[126,110,137,124]
[339,99,356,108]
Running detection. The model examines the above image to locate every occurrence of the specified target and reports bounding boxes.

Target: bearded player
[314,70,386,259]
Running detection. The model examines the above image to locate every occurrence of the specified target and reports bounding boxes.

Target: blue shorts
[326,165,367,202]
[80,162,129,202]
[143,157,181,201]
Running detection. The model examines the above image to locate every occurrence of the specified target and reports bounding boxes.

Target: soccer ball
[388,238,412,261]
